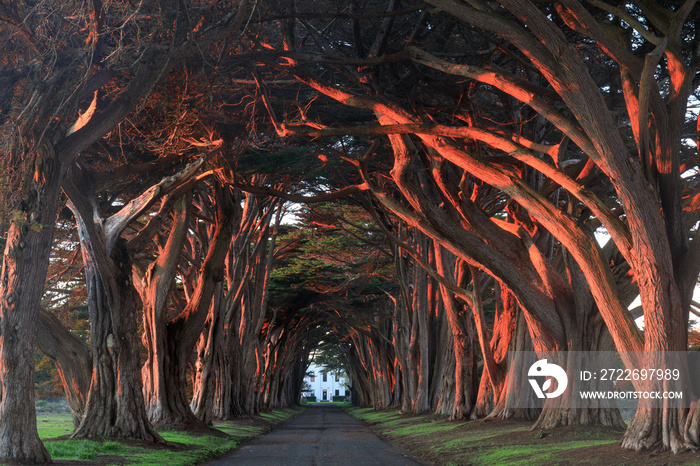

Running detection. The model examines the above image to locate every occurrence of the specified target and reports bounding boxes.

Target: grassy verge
[29,408,301,465]
[344,407,700,466]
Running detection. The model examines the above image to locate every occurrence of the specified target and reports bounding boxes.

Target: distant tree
[312,342,348,375]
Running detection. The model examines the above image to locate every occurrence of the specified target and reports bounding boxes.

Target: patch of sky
[594,226,610,248]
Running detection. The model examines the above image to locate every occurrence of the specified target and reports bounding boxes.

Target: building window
[310,373,315,382]
[323,372,327,382]
[335,389,339,397]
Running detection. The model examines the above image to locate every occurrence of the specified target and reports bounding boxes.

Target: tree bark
[214,194,280,418]
[0,31,175,458]
[190,285,223,425]
[36,309,93,429]
[65,155,211,439]
[0,141,61,463]
[136,195,197,425]
[410,234,430,413]
[475,288,538,421]
[434,246,478,420]
[69,228,160,441]
[143,182,235,426]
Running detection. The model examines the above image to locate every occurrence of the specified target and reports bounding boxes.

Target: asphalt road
[206,404,424,465]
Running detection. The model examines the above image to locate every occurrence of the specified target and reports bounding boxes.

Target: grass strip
[34,407,301,465]
[344,406,621,465]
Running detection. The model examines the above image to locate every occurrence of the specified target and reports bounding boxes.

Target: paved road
[206,404,424,465]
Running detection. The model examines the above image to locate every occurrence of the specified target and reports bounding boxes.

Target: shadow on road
[205,404,424,465]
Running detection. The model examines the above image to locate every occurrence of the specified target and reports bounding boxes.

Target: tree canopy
[1,0,700,461]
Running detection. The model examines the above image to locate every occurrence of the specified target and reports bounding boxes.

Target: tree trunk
[434,331,457,416]
[408,233,430,413]
[65,160,208,439]
[427,273,447,411]
[621,267,689,451]
[145,182,235,426]
[532,258,625,430]
[71,236,160,441]
[37,309,93,429]
[211,191,278,418]
[434,246,478,419]
[476,290,539,421]
[211,336,234,419]
[0,145,59,461]
[393,253,413,413]
[191,286,223,425]
[136,195,202,425]
[0,23,175,459]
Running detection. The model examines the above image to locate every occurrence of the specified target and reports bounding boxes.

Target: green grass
[213,424,264,437]
[36,413,74,439]
[344,406,621,466]
[349,407,417,430]
[387,421,466,436]
[430,428,530,453]
[44,439,125,461]
[31,407,301,465]
[124,438,240,466]
[473,440,618,466]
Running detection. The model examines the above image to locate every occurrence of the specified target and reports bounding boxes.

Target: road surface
[206,404,424,465]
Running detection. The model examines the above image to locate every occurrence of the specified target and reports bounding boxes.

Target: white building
[304,363,350,402]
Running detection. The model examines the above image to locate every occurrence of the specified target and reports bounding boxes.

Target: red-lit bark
[135,195,196,425]
[271,41,642,428]
[417,0,699,449]
[348,325,396,410]
[408,232,430,413]
[140,181,236,427]
[233,204,280,415]
[72,236,159,441]
[201,191,280,419]
[64,174,159,441]
[274,67,636,431]
[476,289,538,421]
[64,155,209,439]
[190,284,223,425]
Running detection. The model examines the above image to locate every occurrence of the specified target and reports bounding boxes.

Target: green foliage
[234,146,327,181]
[42,219,90,341]
[269,202,396,373]
[312,343,348,375]
[271,202,393,299]
[34,354,63,396]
